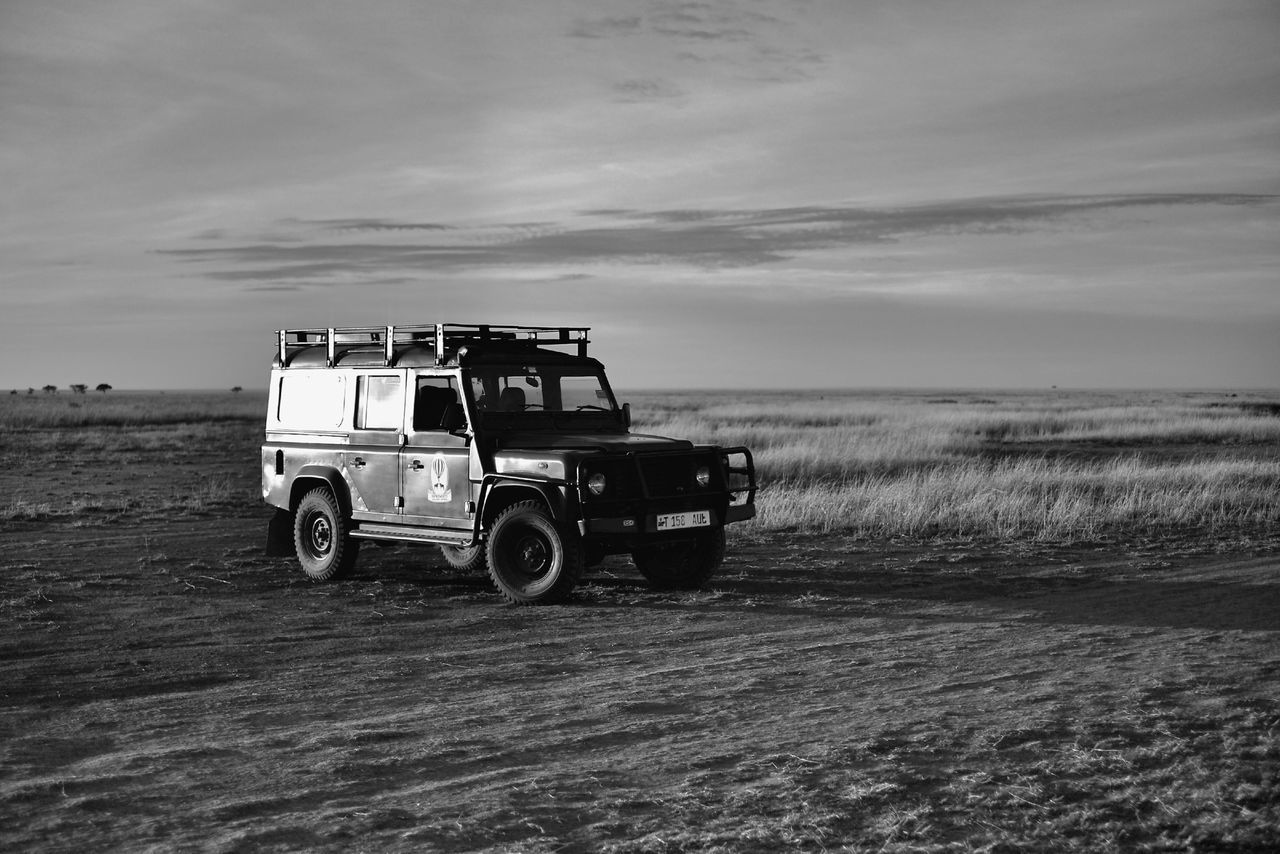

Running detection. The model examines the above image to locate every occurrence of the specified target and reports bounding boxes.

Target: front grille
[639,455,696,497]
[582,450,723,507]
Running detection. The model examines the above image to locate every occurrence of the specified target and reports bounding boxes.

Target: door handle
[409,459,425,471]
[351,457,366,468]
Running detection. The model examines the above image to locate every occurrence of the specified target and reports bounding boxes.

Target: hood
[492,431,693,454]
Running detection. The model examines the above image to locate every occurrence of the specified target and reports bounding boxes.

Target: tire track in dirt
[3,513,1278,851]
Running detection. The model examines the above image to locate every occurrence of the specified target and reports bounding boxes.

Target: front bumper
[575,445,757,538]
[578,501,755,537]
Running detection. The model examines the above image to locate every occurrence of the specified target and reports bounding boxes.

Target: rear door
[346,371,406,517]
[401,372,472,529]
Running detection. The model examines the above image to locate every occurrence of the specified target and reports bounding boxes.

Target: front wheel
[294,488,359,581]
[633,527,725,591]
[485,501,581,605]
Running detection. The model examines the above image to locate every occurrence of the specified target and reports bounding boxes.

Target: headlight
[587,472,607,496]
[695,466,711,487]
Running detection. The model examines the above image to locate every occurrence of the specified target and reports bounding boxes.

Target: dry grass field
[2,388,1278,851]
[632,388,1280,542]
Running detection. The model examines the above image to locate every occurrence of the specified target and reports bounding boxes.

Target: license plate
[655,510,711,531]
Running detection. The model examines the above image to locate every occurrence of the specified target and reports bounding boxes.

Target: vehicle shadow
[323,537,1280,633]
[580,553,1280,633]
[999,576,1280,632]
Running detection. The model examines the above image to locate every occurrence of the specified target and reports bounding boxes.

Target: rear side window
[356,375,404,430]
[413,376,461,431]
[277,372,346,429]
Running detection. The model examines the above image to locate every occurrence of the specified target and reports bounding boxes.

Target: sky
[2,0,1278,390]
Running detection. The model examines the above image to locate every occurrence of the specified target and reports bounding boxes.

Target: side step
[351,524,475,548]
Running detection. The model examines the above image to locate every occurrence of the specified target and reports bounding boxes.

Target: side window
[355,375,403,430]
[277,372,346,429]
[413,376,461,431]
[469,376,490,411]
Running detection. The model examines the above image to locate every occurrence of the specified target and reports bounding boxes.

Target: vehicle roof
[273,323,596,370]
[277,343,602,370]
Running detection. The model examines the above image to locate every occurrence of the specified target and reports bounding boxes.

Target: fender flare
[291,466,352,517]
[478,476,571,528]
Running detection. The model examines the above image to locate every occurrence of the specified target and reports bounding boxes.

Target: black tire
[485,500,582,605]
[293,488,359,581]
[633,527,725,591]
[439,544,486,572]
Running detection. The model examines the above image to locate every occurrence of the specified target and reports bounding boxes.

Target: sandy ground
[2,428,1278,851]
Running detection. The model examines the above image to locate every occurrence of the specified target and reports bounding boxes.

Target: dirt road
[4,491,1278,851]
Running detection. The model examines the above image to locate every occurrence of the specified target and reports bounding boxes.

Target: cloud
[566,1,825,88]
[744,45,826,83]
[612,78,686,102]
[294,218,453,233]
[648,1,758,43]
[596,193,1274,238]
[157,194,1277,287]
[567,16,643,39]
[569,3,765,43]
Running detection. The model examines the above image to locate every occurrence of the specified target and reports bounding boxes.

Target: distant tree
[27,388,34,395]
[231,386,243,393]
[42,385,57,394]
[8,389,15,395]
[70,384,88,394]
[96,383,112,393]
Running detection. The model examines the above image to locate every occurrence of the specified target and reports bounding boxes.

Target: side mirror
[621,402,631,430]
[440,402,466,432]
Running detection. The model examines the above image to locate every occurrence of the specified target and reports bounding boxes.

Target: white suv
[262,324,756,604]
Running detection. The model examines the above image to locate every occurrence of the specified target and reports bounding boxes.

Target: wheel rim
[511,530,552,580]
[306,513,333,557]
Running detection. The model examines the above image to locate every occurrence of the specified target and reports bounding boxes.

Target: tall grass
[627,390,1280,542]
[764,458,1280,540]
[6,387,1277,543]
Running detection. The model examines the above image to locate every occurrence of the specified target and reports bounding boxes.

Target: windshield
[468,365,617,415]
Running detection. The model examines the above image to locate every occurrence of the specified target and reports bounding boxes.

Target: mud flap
[265,508,295,556]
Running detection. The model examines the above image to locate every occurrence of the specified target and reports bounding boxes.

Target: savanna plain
[2,388,1278,852]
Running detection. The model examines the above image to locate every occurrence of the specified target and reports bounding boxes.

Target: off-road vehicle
[262,324,756,604]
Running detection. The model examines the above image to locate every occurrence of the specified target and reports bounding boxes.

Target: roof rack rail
[276,324,591,368]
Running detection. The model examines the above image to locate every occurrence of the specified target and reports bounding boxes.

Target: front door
[401,373,472,529]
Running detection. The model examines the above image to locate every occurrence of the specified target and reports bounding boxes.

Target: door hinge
[394,496,404,508]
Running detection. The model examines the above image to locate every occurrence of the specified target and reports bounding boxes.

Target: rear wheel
[633,527,725,590]
[485,501,581,605]
[439,544,486,572]
[294,488,359,581]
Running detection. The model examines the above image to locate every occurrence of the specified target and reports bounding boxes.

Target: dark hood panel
[493,432,694,454]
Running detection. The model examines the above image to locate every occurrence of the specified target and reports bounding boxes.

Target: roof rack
[276,324,591,368]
